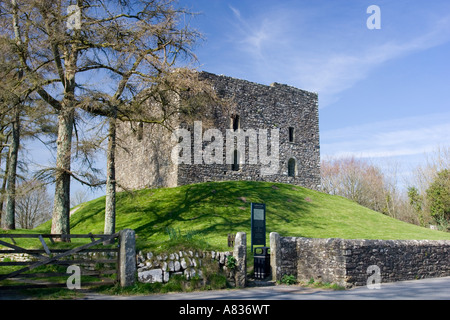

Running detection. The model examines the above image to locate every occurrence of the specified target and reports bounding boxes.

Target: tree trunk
[0,141,11,227]
[104,111,117,240]
[2,107,20,230]
[51,105,74,237]
[51,22,78,238]
[3,0,22,230]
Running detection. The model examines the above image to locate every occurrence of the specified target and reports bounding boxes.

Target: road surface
[79,276,450,300]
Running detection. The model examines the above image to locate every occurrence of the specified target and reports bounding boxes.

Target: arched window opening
[288,158,296,177]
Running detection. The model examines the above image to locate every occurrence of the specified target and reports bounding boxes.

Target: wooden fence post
[119,229,136,287]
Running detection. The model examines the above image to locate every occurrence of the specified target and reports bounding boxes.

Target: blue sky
[176,0,450,184]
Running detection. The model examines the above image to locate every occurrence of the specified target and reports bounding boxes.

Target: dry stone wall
[136,232,248,287]
[136,249,236,285]
[0,253,34,262]
[270,232,450,288]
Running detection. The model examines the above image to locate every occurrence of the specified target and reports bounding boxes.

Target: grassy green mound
[30,181,450,251]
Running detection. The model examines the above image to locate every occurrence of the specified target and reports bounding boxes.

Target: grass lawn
[1,180,450,298]
[16,180,449,252]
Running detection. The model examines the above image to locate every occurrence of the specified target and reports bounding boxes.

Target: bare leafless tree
[70,188,90,208]
[321,156,386,212]
[15,180,52,229]
[0,0,219,237]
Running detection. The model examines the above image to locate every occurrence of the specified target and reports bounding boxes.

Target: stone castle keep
[115,72,321,191]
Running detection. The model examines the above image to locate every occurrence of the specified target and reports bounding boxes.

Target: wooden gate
[0,233,120,290]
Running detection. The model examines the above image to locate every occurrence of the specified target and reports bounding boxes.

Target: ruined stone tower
[115,72,321,191]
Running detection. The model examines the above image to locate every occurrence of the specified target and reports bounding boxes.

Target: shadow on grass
[112,182,322,241]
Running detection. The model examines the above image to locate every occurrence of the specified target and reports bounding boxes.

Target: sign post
[251,203,266,252]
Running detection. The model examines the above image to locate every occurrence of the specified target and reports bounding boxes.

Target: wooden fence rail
[0,232,121,290]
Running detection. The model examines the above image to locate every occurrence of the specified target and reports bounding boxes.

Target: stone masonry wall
[178,72,321,190]
[270,233,450,288]
[269,235,298,282]
[116,119,179,190]
[342,239,450,287]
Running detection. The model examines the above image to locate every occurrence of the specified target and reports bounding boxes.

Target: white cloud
[229,5,241,20]
[321,112,450,159]
[228,5,287,61]
[226,6,450,107]
[295,15,450,107]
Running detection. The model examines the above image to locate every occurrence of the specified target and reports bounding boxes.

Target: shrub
[426,169,450,230]
[226,256,236,270]
[280,274,297,285]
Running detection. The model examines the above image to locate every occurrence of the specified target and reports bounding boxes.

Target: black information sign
[251,203,266,251]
